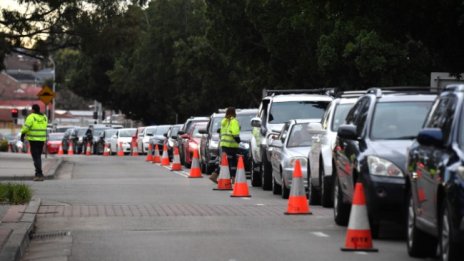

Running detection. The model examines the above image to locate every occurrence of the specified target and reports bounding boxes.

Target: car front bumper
[362,173,406,223]
[283,167,308,189]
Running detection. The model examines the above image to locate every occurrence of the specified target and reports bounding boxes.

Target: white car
[269,119,323,199]
[109,128,136,155]
[307,92,363,207]
[137,126,156,154]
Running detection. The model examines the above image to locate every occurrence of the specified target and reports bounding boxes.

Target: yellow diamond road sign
[37,86,56,105]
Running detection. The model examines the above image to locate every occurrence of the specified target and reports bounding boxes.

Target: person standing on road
[84,125,93,153]
[20,104,48,181]
[210,107,241,183]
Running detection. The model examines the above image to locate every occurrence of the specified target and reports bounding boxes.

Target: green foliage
[1,0,463,122]
[0,183,33,205]
[0,140,8,152]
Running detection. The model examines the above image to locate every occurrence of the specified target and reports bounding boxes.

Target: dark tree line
[1,0,464,123]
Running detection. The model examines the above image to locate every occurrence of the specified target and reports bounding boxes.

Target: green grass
[0,183,33,204]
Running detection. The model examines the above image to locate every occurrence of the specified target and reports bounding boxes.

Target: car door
[415,95,456,224]
[311,102,333,177]
[271,123,289,181]
[336,97,371,200]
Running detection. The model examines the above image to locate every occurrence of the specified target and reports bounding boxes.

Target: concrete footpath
[0,153,63,261]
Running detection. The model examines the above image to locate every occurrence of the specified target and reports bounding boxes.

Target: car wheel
[369,216,380,239]
[281,172,289,199]
[309,168,320,206]
[272,174,281,195]
[407,192,437,257]
[251,160,262,187]
[262,153,272,191]
[333,173,350,226]
[320,161,333,208]
[440,202,460,261]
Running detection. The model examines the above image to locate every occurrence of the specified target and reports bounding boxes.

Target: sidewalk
[0,152,63,261]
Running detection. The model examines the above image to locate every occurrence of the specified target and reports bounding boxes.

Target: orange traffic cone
[85,142,92,156]
[170,146,182,171]
[57,142,64,155]
[213,153,233,191]
[152,144,161,164]
[146,144,153,161]
[231,155,251,197]
[103,143,110,156]
[285,160,311,215]
[188,149,202,178]
[117,142,124,156]
[341,182,378,252]
[132,141,139,156]
[161,144,170,166]
[67,141,74,155]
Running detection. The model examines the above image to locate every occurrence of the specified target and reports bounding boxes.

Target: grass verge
[0,183,33,204]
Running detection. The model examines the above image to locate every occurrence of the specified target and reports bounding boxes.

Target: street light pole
[49,56,56,124]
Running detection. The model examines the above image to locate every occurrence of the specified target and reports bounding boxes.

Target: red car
[47,132,65,154]
[180,122,207,167]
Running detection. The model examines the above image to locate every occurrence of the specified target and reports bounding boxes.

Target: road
[20,155,433,261]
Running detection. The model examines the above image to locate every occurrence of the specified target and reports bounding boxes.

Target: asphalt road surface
[21,156,436,261]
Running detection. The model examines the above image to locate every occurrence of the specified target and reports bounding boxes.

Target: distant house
[0,52,53,128]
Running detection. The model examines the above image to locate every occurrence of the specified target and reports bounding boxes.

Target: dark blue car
[406,84,464,261]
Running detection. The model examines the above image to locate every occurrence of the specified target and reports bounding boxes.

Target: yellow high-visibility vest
[220,117,240,148]
[21,113,48,141]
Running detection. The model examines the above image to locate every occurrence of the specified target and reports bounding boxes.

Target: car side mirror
[270,139,282,147]
[198,129,207,134]
[163,133,168,138]
[177,131,185,135]
[337,124,358,140]
[417,128,443,147]
[171,135,178,139]
[251,117,261,128]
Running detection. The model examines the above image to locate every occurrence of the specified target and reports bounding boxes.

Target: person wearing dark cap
[20,104,48,181]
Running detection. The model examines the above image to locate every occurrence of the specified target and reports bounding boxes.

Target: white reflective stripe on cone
[347,205,370,230]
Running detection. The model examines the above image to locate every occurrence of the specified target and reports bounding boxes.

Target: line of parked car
[231,86,462,261]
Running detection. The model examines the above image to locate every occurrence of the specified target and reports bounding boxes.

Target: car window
[321,102,333,129]
[331,103,353,132]
[145,128,156,136]
[279,123,290,142]
[236,113,255,131]
[287,123,313,147]
[268,101,329,124]
[119,129,136,137]
[371,101,433,140]
[425,96,456,142]
[354,97,371,136]
[106,130,117,137]
[155,126,170,135]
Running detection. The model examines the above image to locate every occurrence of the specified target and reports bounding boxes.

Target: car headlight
[209,140,219,150]
[239,142,249,150]
[189,143,198,150]
[367,156,403,177]
[289,157,307,168]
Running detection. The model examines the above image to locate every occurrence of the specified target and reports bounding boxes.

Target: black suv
[333,87,436,237]
[406,85,464,261]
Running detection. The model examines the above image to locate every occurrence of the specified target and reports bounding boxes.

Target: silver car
[269,119,323,199]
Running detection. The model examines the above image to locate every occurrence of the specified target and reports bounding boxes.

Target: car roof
[333,97,359,104]
[267,94,333,102]
[118,128,136,131]
[376,94,437,102]
[289,119,321,124]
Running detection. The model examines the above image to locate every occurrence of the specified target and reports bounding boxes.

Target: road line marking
[241,197,251,200]
[355,252,368,255]
[312,232,330,238]
[256,203,265,206]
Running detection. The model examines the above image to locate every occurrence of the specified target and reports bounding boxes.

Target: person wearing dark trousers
[210,107,241,183]
[21,104,48,181]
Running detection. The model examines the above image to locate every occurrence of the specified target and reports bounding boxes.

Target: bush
[0,139,8,152]
[0,183,33,204]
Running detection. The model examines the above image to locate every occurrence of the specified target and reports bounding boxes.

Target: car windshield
[237,113,255,131]
[105,130,117,137]
[371,101,433,140]
[287,123,314,148]
[192,125,206,137]
[93,129,106,136]
[170,126,180,136]
[211,116,223,133]
[269,101,329,124]
[77,129,87,137]
[155,126,170,135]
[145,127,156,136]
[331,103,353,131]
[119,129,136,137]
[48,133,64,141]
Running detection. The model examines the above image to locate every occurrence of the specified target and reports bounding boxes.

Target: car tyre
[320,162,333,208]
[309,165,320,206]
[333,173,350,226]
[272,174,281,195]
[440,202,460,261]
[281,173,289,199]
[251,160,262,187]
[262,152,272,191]
[407,193,437,257]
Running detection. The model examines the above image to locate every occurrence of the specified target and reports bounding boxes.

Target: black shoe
[33,176,44,181]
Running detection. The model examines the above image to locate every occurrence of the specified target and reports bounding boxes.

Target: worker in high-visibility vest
[21,104,48,181]
[210,107,241,183]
